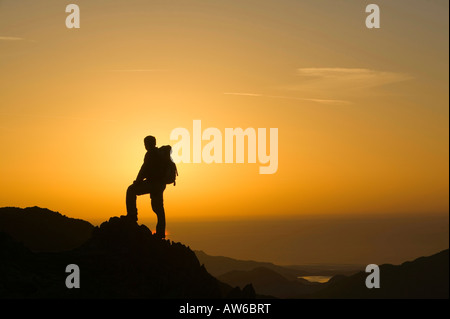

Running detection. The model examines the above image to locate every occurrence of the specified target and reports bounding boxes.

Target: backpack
[158,145,178,186]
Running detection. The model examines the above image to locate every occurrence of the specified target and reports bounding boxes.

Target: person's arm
[134,166,145,183]
[134,153,149,183]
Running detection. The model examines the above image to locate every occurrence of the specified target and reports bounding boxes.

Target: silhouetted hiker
[126,136,167,239]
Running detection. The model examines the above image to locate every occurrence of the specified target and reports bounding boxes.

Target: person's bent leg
[126,184,138,221]
[126,181,151,222]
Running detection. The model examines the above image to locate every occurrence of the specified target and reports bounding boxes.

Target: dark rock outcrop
[0,206,94,252]
[0,215,255,299]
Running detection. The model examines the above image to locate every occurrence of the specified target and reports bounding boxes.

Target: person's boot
[154,232,165,239]
[125,214,137,222]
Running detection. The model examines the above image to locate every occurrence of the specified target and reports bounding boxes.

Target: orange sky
[0,0,448,234]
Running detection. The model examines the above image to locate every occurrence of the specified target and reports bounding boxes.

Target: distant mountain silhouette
[0,210,255,298]
[309,249,449,299]
[218,266,328,299]
[207,250,449,299]
[195,250,304,280]
[0,207,94,252]
[195,250,361,280]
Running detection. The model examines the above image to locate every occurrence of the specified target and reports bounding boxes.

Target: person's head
[144,135,156,150]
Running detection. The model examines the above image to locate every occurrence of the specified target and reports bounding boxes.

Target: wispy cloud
[225,67,412,106]
[296,67,412,89]
[0,36,37,43]
[1,113,117,123]
[0,36,24,41]
[224,92,263,97]
[223,92,350,105]
[109,69,169,72]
